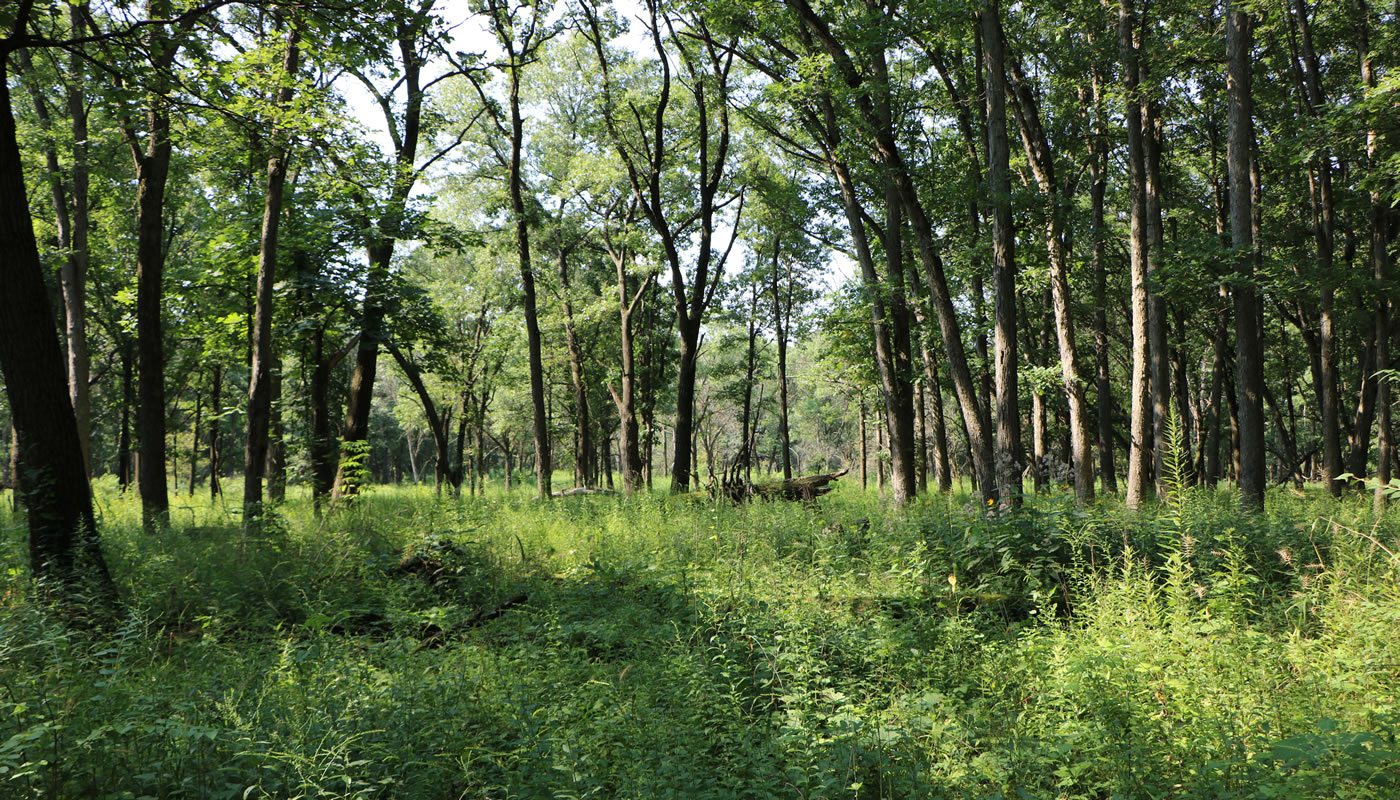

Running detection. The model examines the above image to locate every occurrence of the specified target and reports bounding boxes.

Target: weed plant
[1,474,1398,798]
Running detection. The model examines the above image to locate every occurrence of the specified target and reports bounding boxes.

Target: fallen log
[551,487,617,498]
[708,467,850,503]
[752,468,850,501]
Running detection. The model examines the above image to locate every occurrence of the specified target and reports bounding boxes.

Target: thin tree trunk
[189,380,201,495]
[771,238,793,483]
[859,397,868,491]
[1121,0,1154,509]
[1359,0,1392,509]
[1090,71,1116,495]
[67,5,93,476]
[983,0,1023,505]
[1144,89,1172,500]
[1008,53,1094,502]
[244,20,300,522]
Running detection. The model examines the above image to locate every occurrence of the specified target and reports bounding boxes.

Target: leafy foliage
[2,482,1399,797]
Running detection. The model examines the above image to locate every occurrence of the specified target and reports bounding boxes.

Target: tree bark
[1008,48,1093,502]
[982,0,1022,505]
[1358,0,1393,510]
[770,237,794,483]
[0,40,117,606]
[128,0,175,529]
[558,245,589,489]
[244,20,300,522]
[1089,70,1117,495]
[1120,0,1154,509]
[1144,88,1172,500]
[1227,0,1265,510]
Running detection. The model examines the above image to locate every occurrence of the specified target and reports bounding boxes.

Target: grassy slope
[1,477,1398,798]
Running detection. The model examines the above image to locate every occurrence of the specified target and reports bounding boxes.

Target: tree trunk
[207,362,221,499]
[558,245,590,489]
[742,283,760,481]
[1008,54,1095,502]
[880,167,920,503]
[1121,0,1154,509]
[1144,93,1172,500]
[771,239,794,483]
[1205,296,1228,488]
[132,59,173,529]
[268,360,286,503]
[66,5,93,476]
[119,341,135,492]
[244,20,300,522]
[1089,71,1116,495]
[983,0,1022,505]
[20,44,92,477]
[1227,0,1265,510]
[1359,0,1392,509]
[0,50,117,606]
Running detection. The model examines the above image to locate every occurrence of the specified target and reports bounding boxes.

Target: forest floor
[2,477,1398,798]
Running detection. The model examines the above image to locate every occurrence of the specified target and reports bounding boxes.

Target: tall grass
[1,476,1397,797]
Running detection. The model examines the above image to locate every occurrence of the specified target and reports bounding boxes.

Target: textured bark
[1008,48,1093,502]
[1089,71,1117,494]
[0,46,116,606]
[1359,0,1393,510]
[880,164,919,503]
[1227,1,1265,510]
[1121,0,1154,509]
[128,0,175,529]
[334,9,432,499]
[1144,92,1171,500]
[558,246,589,489]
[244,21,300,521]
[770,238,794,483]
[983,0,1022,505]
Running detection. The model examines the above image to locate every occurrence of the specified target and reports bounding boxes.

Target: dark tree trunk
[244,20,300,522]
[208,363,221,500]
[1227,0,1265,510]
[1205,297,1228,488]
[1089,71,1116,494]
[132,95,172,529]
[558,246,589,489]
[983,0,1023,505]
[333,8,433,500]
[1359,0,1392,509]
[1144,91,1172,500]
[879,167,919,503]
[770,238,794,483]
[0,51,117,606]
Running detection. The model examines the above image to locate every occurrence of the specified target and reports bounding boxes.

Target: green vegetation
[3,481,1398,798]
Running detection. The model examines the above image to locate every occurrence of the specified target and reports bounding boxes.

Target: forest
[1,0,1399,797]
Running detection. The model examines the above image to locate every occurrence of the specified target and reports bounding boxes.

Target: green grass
[2,478,1399,798]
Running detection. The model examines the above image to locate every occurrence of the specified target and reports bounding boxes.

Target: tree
[579,0,744,493]
[1227,0,1264,510]
[244,14,303,522]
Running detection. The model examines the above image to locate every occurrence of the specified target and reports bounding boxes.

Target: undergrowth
[1,476,1398,798]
